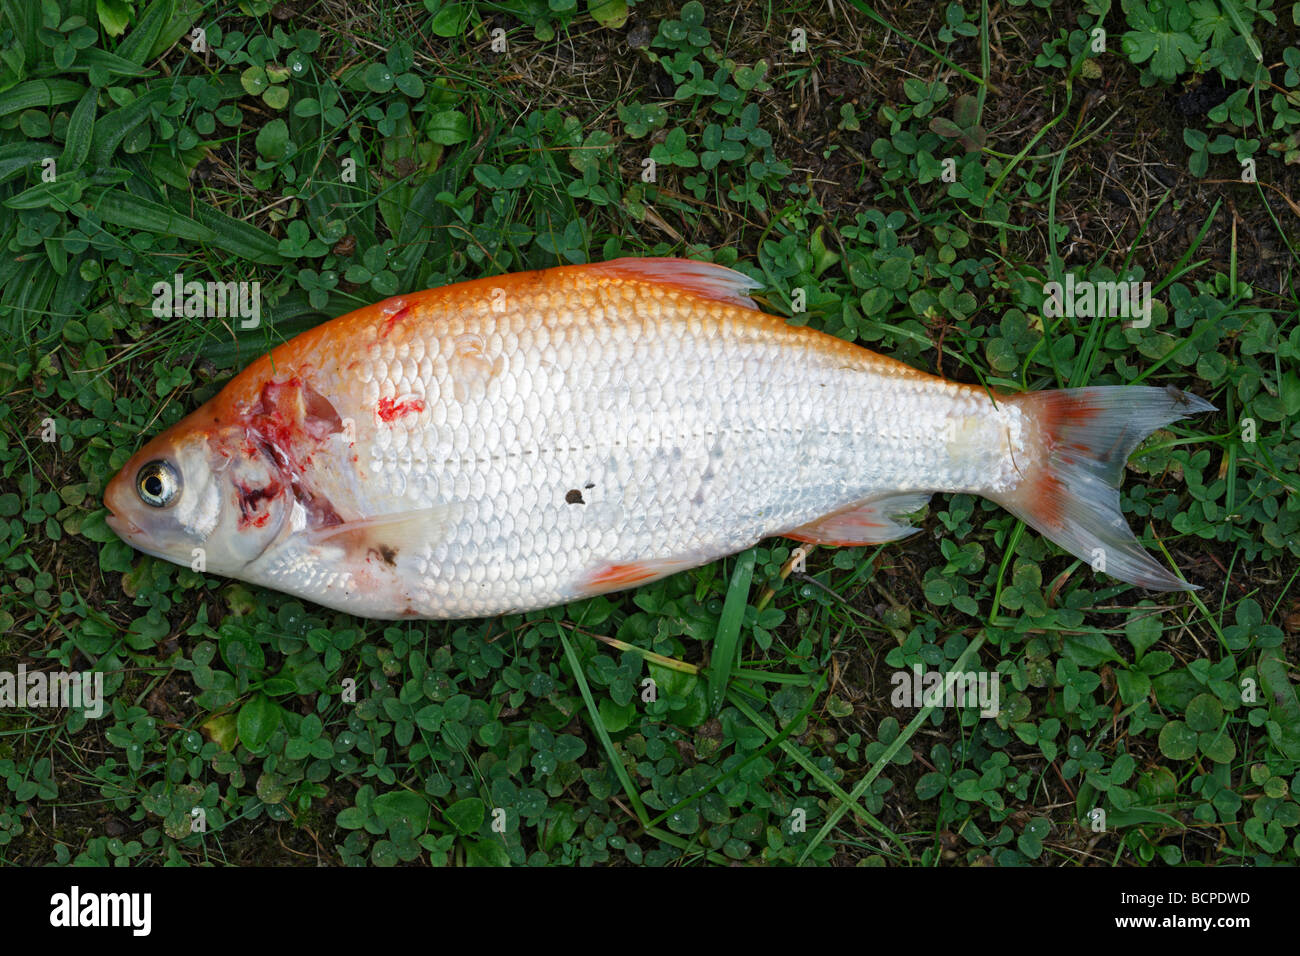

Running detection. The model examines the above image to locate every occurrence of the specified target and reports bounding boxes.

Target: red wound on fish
[253,378,343,441]
[236,480,280,529]
[234,375,349,534]
[381,305,411,338]
[376,396,425,422]
[246,377,344,464]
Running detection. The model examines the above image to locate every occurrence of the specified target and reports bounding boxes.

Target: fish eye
[136,460,181,507]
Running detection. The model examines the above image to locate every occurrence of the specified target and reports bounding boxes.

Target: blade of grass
[576,628,702,674]
[987,522,1028,627]
[577,625,816,684]
[1220,0,1263,64]
[708,547,754,715]
[557,629,649,824]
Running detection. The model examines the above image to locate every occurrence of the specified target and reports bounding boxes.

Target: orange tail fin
[990,386,1215,591]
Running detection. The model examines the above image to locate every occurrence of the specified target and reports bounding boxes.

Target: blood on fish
[377,397,425,422]
[248,382,302,471]
[236,481,280,529]
[237,377,348,532]
[381,305,411,338]
[251,378,343,447]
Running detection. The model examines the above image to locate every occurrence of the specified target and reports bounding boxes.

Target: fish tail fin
[989,386,1215,591]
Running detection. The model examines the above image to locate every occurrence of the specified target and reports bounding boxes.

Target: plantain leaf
[97,0,132,36]
[87,186,283,264]
[0,142,49,183]
[114,0,175,65]
[59,87,98,172]
[67,47,158,80]
[588,0,629,28]
[0,79,86,117]
[1258,651,1300,760]
[87,187,218,242]
[89,85,170,166]
[4,171,89,209]
[185,198,287,264]
[150,0,205,60]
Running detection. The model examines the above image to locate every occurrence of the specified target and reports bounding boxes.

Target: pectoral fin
[303,504,459,559]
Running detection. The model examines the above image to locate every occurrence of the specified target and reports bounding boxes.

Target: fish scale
[105,258,1213,619]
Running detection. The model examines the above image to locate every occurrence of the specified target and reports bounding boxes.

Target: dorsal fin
[591,258,762,310]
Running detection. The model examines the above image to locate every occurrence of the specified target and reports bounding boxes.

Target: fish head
[105,405,292,576]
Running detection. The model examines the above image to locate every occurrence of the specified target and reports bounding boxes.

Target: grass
[0,0,1297,866]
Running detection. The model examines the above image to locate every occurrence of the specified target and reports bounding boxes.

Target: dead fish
[104,258,1214,618]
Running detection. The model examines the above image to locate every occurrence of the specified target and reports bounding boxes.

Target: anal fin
[783,492,932,546]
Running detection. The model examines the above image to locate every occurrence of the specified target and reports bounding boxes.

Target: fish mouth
[104,501,143,538]
[104,501,180,566]
[105,512,138,538]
